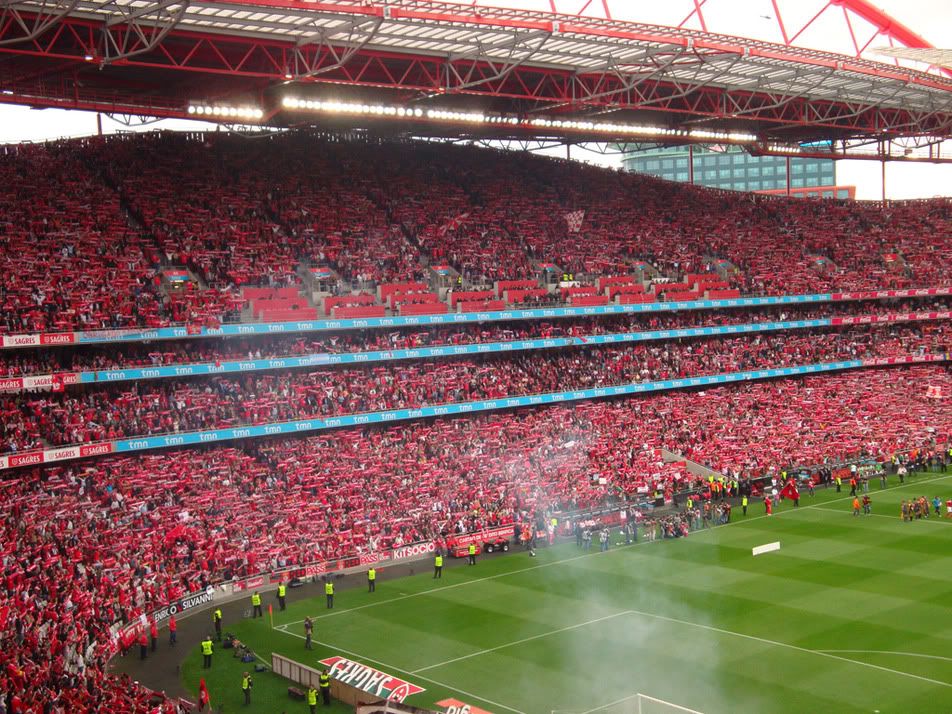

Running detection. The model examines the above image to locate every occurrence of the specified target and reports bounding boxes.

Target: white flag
[564,210,585,233]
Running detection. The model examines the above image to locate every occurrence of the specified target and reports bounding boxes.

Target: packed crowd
[1,133,950,333]
[4,324,946,451]
[1,130,950,713]
[1,362,950,710]
[1,296,948,380]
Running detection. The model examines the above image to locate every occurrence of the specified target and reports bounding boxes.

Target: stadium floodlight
[186,103,264,122]
[279,97,760,144]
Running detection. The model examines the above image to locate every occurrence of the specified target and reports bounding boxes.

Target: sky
[0,0,949,200]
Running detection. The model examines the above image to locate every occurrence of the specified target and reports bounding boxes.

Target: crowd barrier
[111,535,442,656]
[2,286,950,350]
[2,354,946,472]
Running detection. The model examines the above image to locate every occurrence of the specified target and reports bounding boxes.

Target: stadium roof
[1,0,950,151]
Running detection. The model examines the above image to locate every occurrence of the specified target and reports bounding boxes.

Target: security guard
[277,582,287,611]
[433,553,443,579]
[213,607,223,641]
[367,567,376,593]
[307,684,319,713]
[241,671,252,705]
[319,669,331,706]
[201,634,214,669]
[251,591,262,618]
[468,542,477,566]
[741,495,748,516]
[325,580,334,609]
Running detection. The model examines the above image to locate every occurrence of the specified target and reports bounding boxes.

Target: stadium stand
[2,135,950,337]
[1,362,950,711]
[0,133,950,713]
[6,325,947,450]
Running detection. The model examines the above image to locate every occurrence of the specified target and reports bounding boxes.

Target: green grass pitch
[181,470,952,714]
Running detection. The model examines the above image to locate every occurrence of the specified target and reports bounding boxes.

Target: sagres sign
[320,656,425,702]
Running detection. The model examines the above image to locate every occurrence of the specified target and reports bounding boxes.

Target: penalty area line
[622,609,952,689]
[411,610,633,674]
[817,649,952,663]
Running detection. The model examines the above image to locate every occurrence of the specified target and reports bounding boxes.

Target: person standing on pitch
[320,669,331,706]
[325,579,334,609]
[433,552,443,578]
[304,616,313,650]
[251,591,262,618]
[367,567,376,593]
[201,634,214,669]
[213,607,223,641]
[277,581,287,611]
[307,684,319,713]
[241,671,252,706]
[468,542,477,565]
[741,495,748,516]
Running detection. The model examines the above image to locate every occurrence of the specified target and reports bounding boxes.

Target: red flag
[268,603,273,615]
[199,678,210,709]
[50,374,64,393]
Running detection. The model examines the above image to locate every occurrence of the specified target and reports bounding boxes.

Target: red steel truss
[0,0,949,143]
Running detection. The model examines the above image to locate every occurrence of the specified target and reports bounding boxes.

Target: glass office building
[622,145,850,198]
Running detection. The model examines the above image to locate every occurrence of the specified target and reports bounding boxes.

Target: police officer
[251,591,262,618]
[241,671,252,705]
[213,607,223,641]
[307,684,319,713]
[433,552,443,579]
[319,669,331,706]
[277,582,287,611]
[367,567,376,593]
[468,542,477,566]
[201,634,214,669]
[325,579,334,609]
[741,495,748,516]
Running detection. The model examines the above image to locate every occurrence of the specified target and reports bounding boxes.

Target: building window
[837,189,850,199]
[646,160,660,170]
[823,190,834,198]
[762,166,774,177]
[748,167,760,177]
[792,163,804,174]
[733,168,745,178]
[676,158,688,168]
[662,159,674,169]
[676,172,689,181]
[705,170,717,180]
[719,169,731,179]
[806,163,819,173]
[792,178,804,188]
[805,176,820,187]
[749,181,761,191]
[704,156,716,166]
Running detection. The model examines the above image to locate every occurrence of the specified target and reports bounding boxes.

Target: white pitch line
[411,610,633,674]
[621,609,952,688]
[818,649,952,663]
[276,473,952,630]
[580,612,952,714]
[276,629,527,714]
[579,692,640,714]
